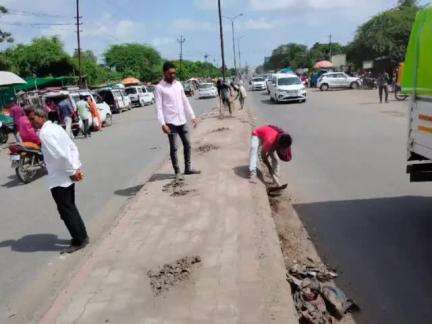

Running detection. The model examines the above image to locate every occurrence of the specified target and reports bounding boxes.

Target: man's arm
[180,84,196,122]
[155,86,165,126]
[261,149,280,185]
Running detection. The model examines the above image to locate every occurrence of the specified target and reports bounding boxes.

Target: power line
[8,9,68,18]
[2,22,74,26]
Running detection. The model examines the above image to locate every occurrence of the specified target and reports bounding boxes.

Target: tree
[74,49,97,63]
[346,1,419,68]
[263,43,309,71]
[104,43,163,82]
[172,60,222,80]
[309,42,345,63]
[5,36,74,77]
[0,6,13,44]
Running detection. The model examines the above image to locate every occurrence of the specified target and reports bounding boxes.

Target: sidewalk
[39,107,297,324]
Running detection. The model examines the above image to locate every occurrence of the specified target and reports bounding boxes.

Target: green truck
[403,5,432,181]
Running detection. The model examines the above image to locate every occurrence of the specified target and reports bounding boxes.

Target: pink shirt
[155,80,195,126]
[9,104,24,126]
[252,126,279,153]
[17,115,41,145]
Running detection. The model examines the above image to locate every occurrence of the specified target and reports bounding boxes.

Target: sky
[1,0,430,68]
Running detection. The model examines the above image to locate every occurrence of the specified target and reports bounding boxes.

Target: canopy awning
[0,71,26,87]
[122,77,140,85]
[314,60,333,69]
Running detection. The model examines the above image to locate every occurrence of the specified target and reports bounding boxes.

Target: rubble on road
[147,256,202,296]
[209,127,230,133]
[287,262,359,324]
[162,179,196,197]
[196,143,219,153]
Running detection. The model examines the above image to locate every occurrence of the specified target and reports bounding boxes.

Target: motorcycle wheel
[395,90,408,101]
[0,128,8,144]
[15,159,38,184]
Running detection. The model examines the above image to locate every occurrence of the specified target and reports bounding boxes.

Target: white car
[317,72,361,91]
[250,77,267,91]
[70,91,113,128]
[141,86,155,105]
[197,83,218,99]
[268,74,307,103]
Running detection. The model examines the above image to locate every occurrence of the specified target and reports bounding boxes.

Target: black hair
[163,61,176,72]
[79,95,87,100]
[278,134,292,148]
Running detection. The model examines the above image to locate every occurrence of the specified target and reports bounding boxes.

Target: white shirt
[155,80,195,126]
[39,121,82,189]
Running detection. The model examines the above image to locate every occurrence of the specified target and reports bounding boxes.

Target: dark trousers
[82,119,91,137]
[167,124,191,174]
[51,184,88,244]
[379,85,389,102]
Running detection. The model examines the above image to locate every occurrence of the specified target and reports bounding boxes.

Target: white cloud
[241,18,277,30]
[172,18,215,32]
[193,0,238,10]
[249,0,379,10]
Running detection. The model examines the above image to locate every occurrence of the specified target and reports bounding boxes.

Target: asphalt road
[0,97,217,319]
[249,89,432,324]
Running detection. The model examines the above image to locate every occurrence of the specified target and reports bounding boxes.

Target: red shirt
[17,115,41,145]
[252,126,279,153]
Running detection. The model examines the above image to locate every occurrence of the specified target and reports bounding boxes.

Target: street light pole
[177,34,186,80]
[75,0,83,88]
[237,35,245,74]
[217,0,226,81]
[223,13,243,77]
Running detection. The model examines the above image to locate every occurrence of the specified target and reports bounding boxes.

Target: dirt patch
[209,127,230,133]
[171,189,196,197]
[196,143,219,153]
[147,256,202,296]
[162,180,196,197]
[380,110,405,118]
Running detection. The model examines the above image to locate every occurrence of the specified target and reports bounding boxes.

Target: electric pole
[237,35,245,75]
[75,0,83,88]
[217,0,226,81]
[177,34,186,80]
[223,13,243,77]
[329,34,332,62]
[204,53,210,78]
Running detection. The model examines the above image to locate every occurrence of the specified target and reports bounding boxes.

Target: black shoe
[184,169,201,175]
[61,237,89,254]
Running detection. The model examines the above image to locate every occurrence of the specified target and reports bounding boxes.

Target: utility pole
[177,34,186,80]
[204,53,210,78]
[329,34,333,62]
[237,35,245,75]
[223,13,243,77]
[75,0,83,88]
[217,0,226,81]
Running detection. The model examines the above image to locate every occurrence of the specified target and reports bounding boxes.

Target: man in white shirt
[155,61,201,178]
[29,108,89,254]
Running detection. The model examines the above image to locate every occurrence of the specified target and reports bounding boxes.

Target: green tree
[263,43,309,71]
[5,36,73,77]
[172,60,222,80]
[104,43,163,83]
[0,6,14,44]
[309,42,345,63]
[346,1,419,68]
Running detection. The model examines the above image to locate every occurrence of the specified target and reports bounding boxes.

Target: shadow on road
[294,195,432,324]
[1,170,45,189]
[0,234,69,252]
[233,165,266,184]
[114,184,145,197]
[148,173,174,182]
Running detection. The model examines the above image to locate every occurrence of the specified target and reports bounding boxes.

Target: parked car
[141,86,155,104]
[125,86,146,107]
[184,83,195,97]
[92,92,113,126]
[317,72,361,91]
[197,83,217,99]
[120,89,132,110]
[250,77,267,91]
[268,74,307,103]
[96,88,129,113]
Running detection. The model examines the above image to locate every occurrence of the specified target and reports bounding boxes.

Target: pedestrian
[58,98,74,139]
[216,79,232,116]
[76,96,92,137]
[377,71,390,103]
[232,81,247,110]
[155,61,201,180]
[28,108,89,254]
[249,125,292,185]
[7,101,24,142]
[87,96,102,131]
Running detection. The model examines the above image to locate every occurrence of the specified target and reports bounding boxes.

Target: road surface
[0,97,216,319]
[250,89,432,324]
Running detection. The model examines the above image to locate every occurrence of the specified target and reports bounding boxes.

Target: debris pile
[196,143,219,153]
[147,256,202,296]
[210,127,230,133]
[287,262,359,323]
[162,179,195,197]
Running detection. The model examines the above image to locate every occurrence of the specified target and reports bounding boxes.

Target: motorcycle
[394,84,409,101]
[9,144,44,184]
[0,114,14,144]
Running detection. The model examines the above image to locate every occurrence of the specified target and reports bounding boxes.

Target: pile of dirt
[162,180,196,197]
[196,144,219,153]
[210,127,230,133]
[147,256,202,296]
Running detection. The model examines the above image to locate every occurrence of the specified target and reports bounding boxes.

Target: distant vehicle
[250,77,267,91]
[0,113,14,144]
[125,86,153,107]
[317,72,361,91]
[120,89,132,110]
[198,83,218,99]
[92,92,113,127]
[403,6,432,182]
[268,74,307,103]
[96,88,130,113]
[141,86,155,104]
[184,83,195,97]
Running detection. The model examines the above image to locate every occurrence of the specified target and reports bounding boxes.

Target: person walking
[216,79,233,116]
[249,125,292,185]
[377,71,390,103]
[58,98,74,139]
[233,81,247,110]
[155,61,201,179]
[28,108,89,254]
[76,96,92,137]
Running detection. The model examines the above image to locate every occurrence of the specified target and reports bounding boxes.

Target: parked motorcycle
[9,144,44,184]
[0,113,14,144]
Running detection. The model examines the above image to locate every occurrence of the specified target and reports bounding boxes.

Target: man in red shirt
[249,125,292,184]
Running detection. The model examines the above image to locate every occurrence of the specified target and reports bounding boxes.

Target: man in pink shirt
[17,107,41,146]
[155,61,200,179]
[249,125,292,184]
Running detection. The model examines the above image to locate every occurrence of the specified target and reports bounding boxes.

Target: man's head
[163,61,176,83]
[23,106,34,117]
[28,107,47,130]
[276,134,292,162]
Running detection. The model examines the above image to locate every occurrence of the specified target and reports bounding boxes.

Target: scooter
[9,144,44,184]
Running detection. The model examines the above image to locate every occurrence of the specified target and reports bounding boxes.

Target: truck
[404,5,432,181]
